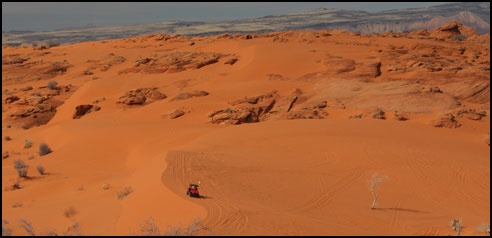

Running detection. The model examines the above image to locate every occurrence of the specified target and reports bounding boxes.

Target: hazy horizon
[2,2,450,32]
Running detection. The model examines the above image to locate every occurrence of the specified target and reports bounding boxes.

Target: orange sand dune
[2,23,489,235]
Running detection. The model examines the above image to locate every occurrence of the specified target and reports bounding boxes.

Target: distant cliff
[2,2,489,46]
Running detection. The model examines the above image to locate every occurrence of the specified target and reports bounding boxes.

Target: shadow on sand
[198,195,213,199]
[373,207,428,213]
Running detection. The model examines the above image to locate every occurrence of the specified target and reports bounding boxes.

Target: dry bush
[24,139,32,149]
[12,180,22,190]
[102,184,111,190]
[4,136,12,141]
[138,217,161,236]
[117,187,133,199]
[476,223,490,234]
[47,81,58,90]
[36,165,45,175]
[450,218,463,236]
[39,143,52,156]
[11,202,23,208]
[2,220,12,236]
[19,219,35,236]
[63,219,82,236]
[164,217,206,236]
[64,207,77,218]
[369,173,388,209]
[137,216,206,236]
[14,159,29,178]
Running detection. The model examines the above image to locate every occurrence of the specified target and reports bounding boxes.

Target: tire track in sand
[161,150,249,235]
[289,167,363,213]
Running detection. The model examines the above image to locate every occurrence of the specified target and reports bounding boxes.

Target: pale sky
[2,2,450,32]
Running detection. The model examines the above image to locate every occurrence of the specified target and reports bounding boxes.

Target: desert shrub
[102,184,111,190]
[21,125,29,130]
[39,143,52,156]
[453,34,466,41]
[3,151,9,159]
[47,81,58,90]
[6,124,11,128]
[63,219,82,236]
[11,202,23,208]
[12,180,22,190]
[14,159,29,177]
[64,207,77,218]
[137,217,206,236]
[476,223,490,234]
[28,155,35,160]
[138,217,161,236]
[42,231,59,236]
[19,219,35,236]
[24,139,32,149]
[117,187,133,199]
[164,217,206,236]
[37,165,45,175]
[5,136,12,141]
[2,220,12,236]
[369,173,388,209]
[451,218,463,236]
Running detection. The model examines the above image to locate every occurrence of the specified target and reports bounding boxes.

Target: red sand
[2,23,490,235]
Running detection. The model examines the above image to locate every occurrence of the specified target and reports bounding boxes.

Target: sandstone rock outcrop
[208,90,329,125]
[171,90,209,101]
[162,109,186,119]
[73,104,101,119]
[119,51,228,74]
[431,113,462,128]
[116,88,167,106]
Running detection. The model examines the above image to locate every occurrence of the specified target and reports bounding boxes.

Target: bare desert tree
[138,216,161,236]
[137,216,207,236]
[451,218,463,236]
[369,173,388,209]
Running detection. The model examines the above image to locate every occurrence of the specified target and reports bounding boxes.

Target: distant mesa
[2,2,488,46]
